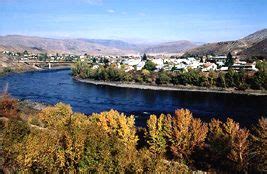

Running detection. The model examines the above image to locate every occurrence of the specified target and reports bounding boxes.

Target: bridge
[19,61,75,69]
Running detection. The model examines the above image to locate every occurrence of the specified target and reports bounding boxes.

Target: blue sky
[0,0,266,43]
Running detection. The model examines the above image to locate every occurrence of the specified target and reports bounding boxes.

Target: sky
[0,0,267,43]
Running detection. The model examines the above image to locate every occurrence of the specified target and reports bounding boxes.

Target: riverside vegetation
[0,93,266,173]
[72,60,267,91]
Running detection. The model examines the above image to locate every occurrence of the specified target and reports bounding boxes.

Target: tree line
[72,60,267,90]
[0,94,266,173]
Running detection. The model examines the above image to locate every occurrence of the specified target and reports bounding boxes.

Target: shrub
[143,60,157,72]
[156,71,171,84]
[0,93,19,119]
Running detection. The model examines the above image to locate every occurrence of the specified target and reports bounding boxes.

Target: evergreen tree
[142,53,147,61]
[225,52,234,67]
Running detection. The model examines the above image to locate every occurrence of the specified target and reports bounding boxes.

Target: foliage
[206,118,250,173]
[146,114,172,155]
[249,117,267,172]
[0,93,19,119]
[171,109,208,162]
[72,61,267,90]
[156,71,171,84]
[225,52,234,67]
[143,60,157,71]
[1,100,266,173]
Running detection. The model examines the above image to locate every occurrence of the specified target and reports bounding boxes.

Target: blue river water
[0,69,266,127]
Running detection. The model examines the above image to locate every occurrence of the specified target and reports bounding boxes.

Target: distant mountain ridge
[1,29,266,57]
[143,40,197,54]
[0,35,196,55]
[184,29,267,59]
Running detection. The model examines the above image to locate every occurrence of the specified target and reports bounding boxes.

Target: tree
[146,114,172,155]
[225,52,234,67]
[250,117,267,172]
[143,60,156,72]
[171,109,208,162]
[156,71,171,84]
[207,118,250,173]
[23,50,29,55]
[141,53,147,61]
[89,110,138,173]
[38,53,48,62]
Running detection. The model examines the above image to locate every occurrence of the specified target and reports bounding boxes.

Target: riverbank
[74,77,267,96]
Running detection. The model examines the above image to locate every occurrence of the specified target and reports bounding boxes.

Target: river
[0,69,266,127]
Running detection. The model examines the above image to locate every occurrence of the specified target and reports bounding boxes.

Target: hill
[0,35,197,56]
[0,53,34,74]
[0,35,137,56]
[143,40,197,54]
[239,38,267,59]
[184,29,267,57]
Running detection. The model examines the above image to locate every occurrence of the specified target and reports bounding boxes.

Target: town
[2,50,260,72]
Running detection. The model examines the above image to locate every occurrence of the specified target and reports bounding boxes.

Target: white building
[136,61,145,70]
[202,62,217,72]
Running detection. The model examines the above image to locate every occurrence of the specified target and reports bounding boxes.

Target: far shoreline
[74,77,267,96]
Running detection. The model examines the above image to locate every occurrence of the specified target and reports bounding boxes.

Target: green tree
[141,53,148,61]
[156,71,171,84]
[143,60,156,72]
[225,52,234,67]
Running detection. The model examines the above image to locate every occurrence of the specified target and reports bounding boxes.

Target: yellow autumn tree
[224,118,249,172]
[171,109,208,162]
[89,110,138,173]
[34,103,90,172]
[207,118,250,173]
[250,117,267,172]
[146,114,172,155]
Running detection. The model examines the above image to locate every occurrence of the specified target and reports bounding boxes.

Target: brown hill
[184,29,267,57]
[143,40,197,54]
[0,35,197,55]
[0,35,137,55]
[240,38,267,59]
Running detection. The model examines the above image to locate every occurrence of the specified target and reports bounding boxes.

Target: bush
[156,71,171,85]
[143,60,157,72]
[0,93,19,119]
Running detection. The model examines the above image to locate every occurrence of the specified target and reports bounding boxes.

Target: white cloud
[107,9,115,13]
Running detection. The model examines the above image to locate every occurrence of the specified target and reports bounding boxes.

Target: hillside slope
[0,35,197,55]
[0,35,137,55]
[184,29,267,57]
[143,40,197,54]
[240,38,267,59]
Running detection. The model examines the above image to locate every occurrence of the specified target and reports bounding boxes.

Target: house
[231,63,258,71]
[136,61,145,70]
[219,67,229,71]
[202,62,217,72]
[208,55,227,63]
